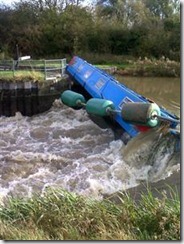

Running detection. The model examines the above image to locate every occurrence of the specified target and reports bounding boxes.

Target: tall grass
[73,53,180,77]
[0,70,44,82]
[115,56,180,77]
[0,187,180,240]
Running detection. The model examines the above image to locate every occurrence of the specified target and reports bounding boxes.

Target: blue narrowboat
[61,56,180,146]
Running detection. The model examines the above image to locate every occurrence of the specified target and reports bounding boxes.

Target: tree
[8,1,41,57]
[143,0,175,19]
[0,0,180,60]
[0,5,15,58]
[95,0,131,27]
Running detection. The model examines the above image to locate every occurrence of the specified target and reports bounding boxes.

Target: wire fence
[0,58,67,81]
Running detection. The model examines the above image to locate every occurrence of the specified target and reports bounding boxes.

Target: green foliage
[0,187,180,240]
[131,188,180,240]
[0,70,44,81]
[0,0,180,64]
[115,56,180,77]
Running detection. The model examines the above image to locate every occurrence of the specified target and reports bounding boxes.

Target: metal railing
[44,59,67,80]
[0,58,67,81]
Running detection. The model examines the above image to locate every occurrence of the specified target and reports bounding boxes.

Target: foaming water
[0,98,180,201]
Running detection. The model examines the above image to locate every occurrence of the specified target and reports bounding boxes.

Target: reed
[0,187,180,240]
[77,53,180,77]
[113,56,180,77]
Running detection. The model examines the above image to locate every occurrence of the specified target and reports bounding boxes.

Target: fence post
[61,59,64,76]
[12,60,15,78]
[44,59,46,80]
[61,58,66,76]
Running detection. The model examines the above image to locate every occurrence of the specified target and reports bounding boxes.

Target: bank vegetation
[0,188,180,240]
[0,0,180,63]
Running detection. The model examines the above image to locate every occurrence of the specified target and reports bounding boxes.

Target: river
[0,76,180,201]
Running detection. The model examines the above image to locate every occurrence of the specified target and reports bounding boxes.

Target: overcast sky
[0,0,18,5]
[0,0,93,6]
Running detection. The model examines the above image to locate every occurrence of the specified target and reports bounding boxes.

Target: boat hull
[66,56,179,142]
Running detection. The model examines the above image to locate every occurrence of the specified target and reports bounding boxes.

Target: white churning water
[0,99,180,201]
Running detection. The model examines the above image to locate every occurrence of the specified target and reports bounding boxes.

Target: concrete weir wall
[0,79,69,117]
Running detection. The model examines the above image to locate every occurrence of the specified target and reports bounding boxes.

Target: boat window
[84,70,93,79]
[77,63,85,72]
[95,78,105,89]
[119,97,133,109]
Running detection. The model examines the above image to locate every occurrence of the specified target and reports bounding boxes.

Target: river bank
[0,183,180,240]
[105,170,180,204]
[97,56,180,77]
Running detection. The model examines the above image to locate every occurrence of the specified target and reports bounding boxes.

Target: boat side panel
[66,56,179,135]
[67,58,140,136]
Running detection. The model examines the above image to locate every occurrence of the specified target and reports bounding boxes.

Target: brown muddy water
[0,76,180,201]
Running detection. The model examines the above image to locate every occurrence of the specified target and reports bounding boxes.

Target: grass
[105,56,180,77]
[0,187,180,240]
[0,70,45,82]
[77,53,180,77]
[0,55,180,81]
[0,58,65,81]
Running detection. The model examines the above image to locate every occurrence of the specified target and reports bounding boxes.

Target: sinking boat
[61,56,180,149]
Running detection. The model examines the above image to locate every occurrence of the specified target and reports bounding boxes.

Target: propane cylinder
[86,98,115,116]
[61,90,86,108]
[121,102,161,127]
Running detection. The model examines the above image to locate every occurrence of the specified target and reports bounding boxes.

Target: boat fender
[86,98,115,117]
[61,90,86,108]
[121,102,161,127]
